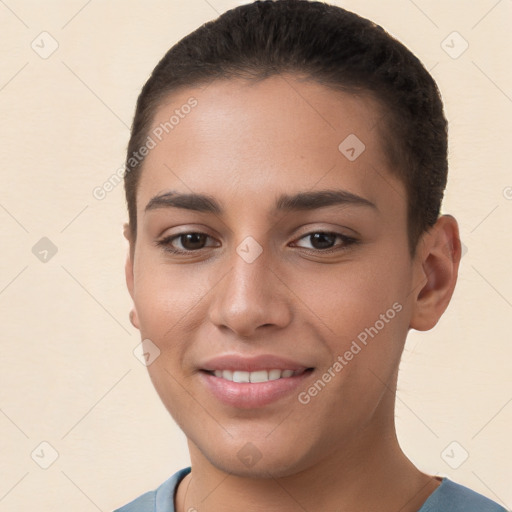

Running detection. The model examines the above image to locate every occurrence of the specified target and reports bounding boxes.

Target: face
[125,75,424,477]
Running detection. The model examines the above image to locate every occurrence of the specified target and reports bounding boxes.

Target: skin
[124,74,461,512]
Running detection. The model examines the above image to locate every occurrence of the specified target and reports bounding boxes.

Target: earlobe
[129,309,140,329]
[409,215,461,331]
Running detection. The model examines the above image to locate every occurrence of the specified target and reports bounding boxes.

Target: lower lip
[200,370,313,409]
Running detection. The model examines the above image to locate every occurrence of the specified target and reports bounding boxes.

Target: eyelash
[155,230,358,256]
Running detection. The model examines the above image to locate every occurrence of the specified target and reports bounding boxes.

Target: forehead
[137,75,405,220]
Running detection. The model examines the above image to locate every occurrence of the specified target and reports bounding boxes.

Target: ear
[409,215,461,331]
[123,222,140,330]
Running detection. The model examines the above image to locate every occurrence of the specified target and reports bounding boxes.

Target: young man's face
[126,75,427,477]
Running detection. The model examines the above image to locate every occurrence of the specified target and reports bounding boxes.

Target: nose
[208,244,293,338]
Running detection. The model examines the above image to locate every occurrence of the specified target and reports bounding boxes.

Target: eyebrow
[144,189,377,215]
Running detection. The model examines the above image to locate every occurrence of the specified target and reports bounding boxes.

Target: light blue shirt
[114,467,508,512]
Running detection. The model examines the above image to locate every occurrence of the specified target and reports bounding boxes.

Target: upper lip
[200,354,312,373]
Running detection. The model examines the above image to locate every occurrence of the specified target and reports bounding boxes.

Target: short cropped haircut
[124,0,448,255]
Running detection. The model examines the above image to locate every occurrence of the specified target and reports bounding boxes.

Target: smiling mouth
[203,368,314,383]
[200,366,315,408]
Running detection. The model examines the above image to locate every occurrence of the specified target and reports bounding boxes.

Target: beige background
[0,0,511,510]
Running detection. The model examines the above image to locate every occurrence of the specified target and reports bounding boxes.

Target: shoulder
[419,478,508,512]
[113,467,191,512]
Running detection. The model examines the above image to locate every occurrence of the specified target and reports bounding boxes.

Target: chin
[190,432,317,479]
[209,453,307,479]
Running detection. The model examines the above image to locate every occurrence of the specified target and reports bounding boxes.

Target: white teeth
[249,370,268,383]
[212,369,299,383]
[268,369,282,380]
[232,371,250,383]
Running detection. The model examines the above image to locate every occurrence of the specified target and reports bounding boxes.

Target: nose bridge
[225,237,273,314]
[208,236,292,336]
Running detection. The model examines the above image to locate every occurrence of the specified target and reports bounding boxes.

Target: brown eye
[156,232,217,254]
[177,233,208,250]
[293,231,358,253]
[307,233,337,250]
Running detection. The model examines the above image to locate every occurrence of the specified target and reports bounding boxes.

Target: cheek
[290,255,411,405]
[132,252,211,336]
[293,257,408,338]
[292,264,408,416]
[131,256,210,422]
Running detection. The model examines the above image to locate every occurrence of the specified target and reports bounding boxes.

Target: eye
[156,230,358,256]
[292,231,358,253]
[156,232,217,254]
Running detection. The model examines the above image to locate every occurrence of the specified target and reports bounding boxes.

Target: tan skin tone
[124,75,461,512]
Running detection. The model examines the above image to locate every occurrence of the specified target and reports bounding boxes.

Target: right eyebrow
[145,191,221,214]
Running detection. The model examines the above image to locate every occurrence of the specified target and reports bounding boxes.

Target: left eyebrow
[273,189,377,213]
[144,189,377,215]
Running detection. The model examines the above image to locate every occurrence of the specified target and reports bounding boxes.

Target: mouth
[199,361,315,408]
